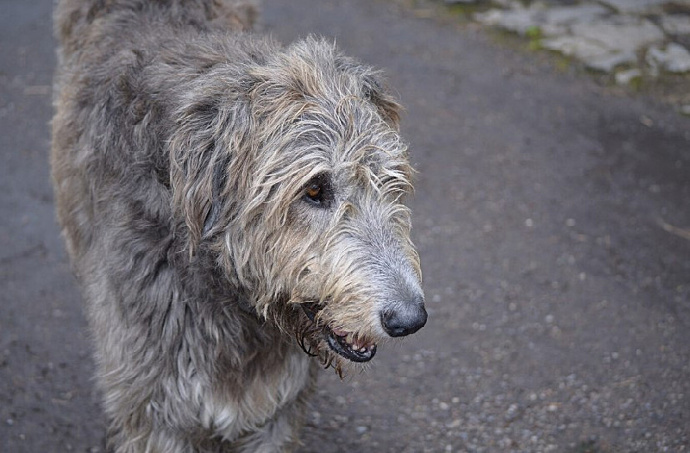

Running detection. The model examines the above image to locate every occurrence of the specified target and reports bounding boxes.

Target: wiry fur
[51,0,424,451]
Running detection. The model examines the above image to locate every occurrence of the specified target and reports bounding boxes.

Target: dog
[51,1,426,450]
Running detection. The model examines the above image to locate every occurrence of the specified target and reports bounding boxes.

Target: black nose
[381,300,427,337]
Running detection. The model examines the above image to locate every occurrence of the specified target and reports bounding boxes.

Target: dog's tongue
[331,327,348,337]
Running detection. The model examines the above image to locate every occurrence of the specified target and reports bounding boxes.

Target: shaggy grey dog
[51,0,427,451]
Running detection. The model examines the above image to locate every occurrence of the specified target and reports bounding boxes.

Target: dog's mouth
[301,303,377,363]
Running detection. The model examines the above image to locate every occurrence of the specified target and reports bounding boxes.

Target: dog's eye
[305,183,322,201]
[303,175,332,207]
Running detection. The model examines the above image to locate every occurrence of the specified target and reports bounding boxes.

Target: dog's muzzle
[301,303,377,363]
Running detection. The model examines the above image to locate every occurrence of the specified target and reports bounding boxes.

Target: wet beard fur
[263,297,346,378]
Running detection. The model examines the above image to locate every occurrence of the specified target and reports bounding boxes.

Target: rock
[647,43,690,73]
[475,4,609,36]
[660,15,690,35]
[540,23,569,39]
[615,68,642,85]
[446,419,462,428]
[475,7,539,35]
[544,4,609,27]
[469,0,690,84]
[598,0,668,14]
[540,35,637,72]
[504,403,520,422]
[586,50,637,72]
[541,16,664,72]
[541,35,609,59]
[571,17,664,54]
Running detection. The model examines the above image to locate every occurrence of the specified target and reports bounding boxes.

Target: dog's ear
[331,50,403,130]
[201,156,228,237]
[169,82,254,256]
[362,74,402,130]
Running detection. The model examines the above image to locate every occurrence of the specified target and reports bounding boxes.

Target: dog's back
[55,0,257,60]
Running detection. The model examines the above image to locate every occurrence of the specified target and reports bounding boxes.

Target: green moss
[628,74,644,91]
[445,2,492,21]
[525,25,542,40]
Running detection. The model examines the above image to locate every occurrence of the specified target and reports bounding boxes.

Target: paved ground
[1,0,689,452]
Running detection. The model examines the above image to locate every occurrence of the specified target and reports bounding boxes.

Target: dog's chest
[199,349,313,439]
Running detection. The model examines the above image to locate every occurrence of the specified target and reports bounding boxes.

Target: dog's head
[170,37,425,372]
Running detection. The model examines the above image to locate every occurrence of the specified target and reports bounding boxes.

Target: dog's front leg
[232,383,314,453]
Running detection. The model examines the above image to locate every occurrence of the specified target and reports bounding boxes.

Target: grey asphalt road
[1,1,689,452]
